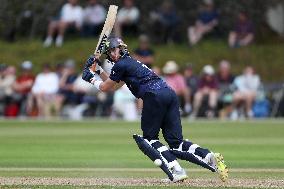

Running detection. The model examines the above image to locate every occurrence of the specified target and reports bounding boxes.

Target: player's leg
[161,89,214,170]
[162,88,228,181]
[135,92,185,182]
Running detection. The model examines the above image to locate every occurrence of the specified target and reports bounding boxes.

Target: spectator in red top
[192,65,219,118]
[228,11,254,48]
[12,61,35,116]
[163,60,191,115]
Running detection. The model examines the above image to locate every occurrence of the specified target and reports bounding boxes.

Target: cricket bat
[94,5,118,59]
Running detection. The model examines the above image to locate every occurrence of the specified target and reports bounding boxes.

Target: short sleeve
[109,63,125,83]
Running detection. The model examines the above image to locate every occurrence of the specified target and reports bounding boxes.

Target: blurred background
[0,0,284,120]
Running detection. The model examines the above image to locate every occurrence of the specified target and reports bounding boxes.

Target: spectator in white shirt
[29,64,59,117]
[115,0,140,37]
[43,0,83,47]
[232,66,261,118]
[82,0,106,37]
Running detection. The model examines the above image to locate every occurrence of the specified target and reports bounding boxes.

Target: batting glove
[85,55,104,75]
[82,68,94,83]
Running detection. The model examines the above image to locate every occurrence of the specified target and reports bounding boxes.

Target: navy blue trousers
[141,87,183,149]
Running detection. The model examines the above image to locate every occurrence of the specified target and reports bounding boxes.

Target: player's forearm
[99,71,109,81]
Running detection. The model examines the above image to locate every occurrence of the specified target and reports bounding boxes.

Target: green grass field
[0,119,283,189]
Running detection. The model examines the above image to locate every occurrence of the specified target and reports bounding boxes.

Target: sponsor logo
[97,34,108,54]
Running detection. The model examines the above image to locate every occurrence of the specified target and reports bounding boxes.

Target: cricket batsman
[82,37,228,182]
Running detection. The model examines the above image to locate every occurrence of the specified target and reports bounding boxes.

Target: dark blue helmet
[108,37,127,49]
[103,37,128,58]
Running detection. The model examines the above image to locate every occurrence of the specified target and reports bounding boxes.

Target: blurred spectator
[191,65,219,118]
[216,60,235,119]
[81,0,106,37]
[55,60,78,116]
[43,0,83,47]
[231,66,261,119]
[132,34,155,68]
[67,73,96,120]
[113,85,138,121]
[29,64,59,117]
[163,61,191,115]
[152,66,162,77]
[0,65,17,116]
[12,61,35,116]
[149,0,180,44]
[228,11,254,48]
[115,0,140,37]
[188,0,219,46]
[183,64,199,106]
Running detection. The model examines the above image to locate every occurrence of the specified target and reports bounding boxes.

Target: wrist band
[93,80,103,90]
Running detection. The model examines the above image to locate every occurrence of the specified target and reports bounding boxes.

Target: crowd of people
[42,0,255,47]
[0,0,277,120]
[0,44,270,120]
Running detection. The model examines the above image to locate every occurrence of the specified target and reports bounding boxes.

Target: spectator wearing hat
[133,34,155,68]
[43,0,83,47]
[81,0,106,37]
[191,65,219,118]
[163,60,191,115]
[187,0,219,46]
[12,61,35,116]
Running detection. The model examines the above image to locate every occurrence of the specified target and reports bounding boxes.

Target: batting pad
[171,140,216,172]
[133,134,174,181]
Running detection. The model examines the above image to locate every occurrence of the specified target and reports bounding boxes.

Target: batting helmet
[103,37,128,56]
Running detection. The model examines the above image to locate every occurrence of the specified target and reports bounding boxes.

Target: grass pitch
[0,119,283,188]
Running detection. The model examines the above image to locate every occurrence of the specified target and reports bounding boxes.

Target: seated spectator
[29,64,59,117]
[55,60,78,116]
[231,66,260,119]
[115,0,140,37]
[0,65,17,116]
[149,0,180,44]
[12,61,35,116]
[132,34,155,68]
[183,64,199,106]
[228,11,254,48]
[188,0,219,46]
[216,60,235,118]
[66,73,96,120]
[191,65,219,118]
[163,60,191,115]
[81,0,106,37]
[43,0,83,47]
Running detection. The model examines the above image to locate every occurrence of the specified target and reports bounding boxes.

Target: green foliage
[0,39,283,82]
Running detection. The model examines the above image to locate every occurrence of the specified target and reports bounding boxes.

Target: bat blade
[94,5,118,59]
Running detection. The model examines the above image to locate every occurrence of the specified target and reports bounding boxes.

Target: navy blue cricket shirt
[109,55,167,98]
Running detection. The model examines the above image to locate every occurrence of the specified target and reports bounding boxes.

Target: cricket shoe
[161,168,188,183]
[213,153,228,182]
